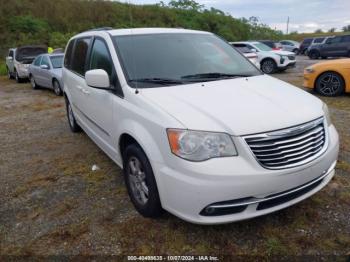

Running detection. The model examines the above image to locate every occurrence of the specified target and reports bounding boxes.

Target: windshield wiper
[129,78,185,86]
[181,73,251,81]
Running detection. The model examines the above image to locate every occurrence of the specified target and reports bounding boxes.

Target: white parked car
[229,42,260,68]
[5,46,47,83]
[232,41,296,74]
[63,28,339,225]
[279,40,300,53]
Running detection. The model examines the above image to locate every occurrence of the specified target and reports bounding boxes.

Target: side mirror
[85,69,110,89]
[251,48,258,52]
[40,64,49,70]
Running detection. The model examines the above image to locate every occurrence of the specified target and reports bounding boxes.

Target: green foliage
[314,29,323,33]
[9,15,49,34]
[0,0,282,56]
[343,25,350,32]
[328,27,336,33]
[0,61,6,76]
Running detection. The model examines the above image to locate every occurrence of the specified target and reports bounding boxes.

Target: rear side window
[64,40,75,69]
[71,37,91,76]
[329,37,342,44]
[303,38,312,44]
[33,56,42,66]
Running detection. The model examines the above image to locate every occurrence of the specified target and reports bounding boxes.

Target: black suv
[308,35,350,59]
[299,38,313,54]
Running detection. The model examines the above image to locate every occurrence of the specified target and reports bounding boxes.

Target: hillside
[0,0,282,55]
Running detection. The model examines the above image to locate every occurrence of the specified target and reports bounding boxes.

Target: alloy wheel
[262,60,275,74]
[318,73,341,96]
[53,81,61,95]
[68,103,75,128]
[127,156,149,205]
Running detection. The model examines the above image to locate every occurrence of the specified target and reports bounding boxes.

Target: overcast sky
[124,0,350,33]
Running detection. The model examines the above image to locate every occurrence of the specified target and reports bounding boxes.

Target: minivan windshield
[113,33,261,88]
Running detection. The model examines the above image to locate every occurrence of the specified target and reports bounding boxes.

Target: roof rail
[84,27,114,32]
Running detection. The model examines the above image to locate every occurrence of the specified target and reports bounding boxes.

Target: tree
[168,0,204,11]
[328,27,336,33]
[314,29,323,33]
[342,25,350,32]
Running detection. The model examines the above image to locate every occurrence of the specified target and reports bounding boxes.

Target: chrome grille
[244,118,327,169]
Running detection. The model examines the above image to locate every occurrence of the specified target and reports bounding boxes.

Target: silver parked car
[279,40,300,53]
[28,53,64,96]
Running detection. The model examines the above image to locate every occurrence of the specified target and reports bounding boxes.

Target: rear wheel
[292,48,299,54]
[309,50,320,59]
[65,98,81,132]
[53,80,62,96]
[123,143,163,218]
[261,59,277,74]
[29,75,38,89]
[315,72,345,97]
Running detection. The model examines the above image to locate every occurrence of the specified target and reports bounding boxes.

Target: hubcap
[54,82,60,95]
[319,74,341,95]
[30,77,35,88]
[262,61,274,73]
[68,104,75,127]
[127,156,149,205]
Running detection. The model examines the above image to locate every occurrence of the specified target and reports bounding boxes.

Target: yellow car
[303,58,350,96]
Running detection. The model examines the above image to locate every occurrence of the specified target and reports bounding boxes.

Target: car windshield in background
[50,56,64,68]
[253,43,272,51]
[113,33,261,88]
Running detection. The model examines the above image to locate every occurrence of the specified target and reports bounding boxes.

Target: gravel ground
[0,56,349,258]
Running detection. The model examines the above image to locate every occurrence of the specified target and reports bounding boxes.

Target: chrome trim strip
[209,161,336,209]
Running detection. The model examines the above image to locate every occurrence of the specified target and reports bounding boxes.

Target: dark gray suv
[308,35,350,59]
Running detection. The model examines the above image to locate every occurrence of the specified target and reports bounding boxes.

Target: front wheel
[309,50,320,59]
[15,71,22,83]
[53,80,62,96]
[7,67,13,79]
[292,48,299,54]
[65,98,81,132]
[315,72,345,97]
[261,59,277,74]
[123,144,163,218]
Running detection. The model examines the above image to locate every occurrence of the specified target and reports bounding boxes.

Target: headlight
[167,129,237,161]
[322,103,332,126]
[305,67,314,73]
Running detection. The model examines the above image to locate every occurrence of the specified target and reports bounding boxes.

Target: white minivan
[62,28,339,224]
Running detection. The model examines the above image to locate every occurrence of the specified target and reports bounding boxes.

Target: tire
[321,56,328,59]
[309,50,320,59]
[65,98,81,132]
[53,79,62,96]
[292,48,299,54]
[15,71,22,83]
[123,143,163,218]
[29,75,38,89]
[261,59,277,74]
[315,72,345,97]
[7,67,13,79]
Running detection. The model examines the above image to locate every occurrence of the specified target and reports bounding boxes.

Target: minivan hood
[141,75,324,136]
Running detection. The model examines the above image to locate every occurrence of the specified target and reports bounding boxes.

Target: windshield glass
[113,33,261,88]
[253,43,272,51]
[50,56,64,68]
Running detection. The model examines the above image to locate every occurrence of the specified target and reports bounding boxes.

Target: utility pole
[286,16,290,35]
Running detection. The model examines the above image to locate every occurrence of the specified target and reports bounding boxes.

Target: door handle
[82,89,90,95]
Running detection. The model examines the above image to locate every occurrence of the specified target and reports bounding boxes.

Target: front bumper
[303,73,317,90]
[155,125,339,224]
[278,61,296,70]
[16,67,29,78]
